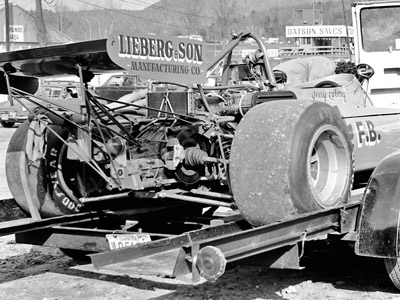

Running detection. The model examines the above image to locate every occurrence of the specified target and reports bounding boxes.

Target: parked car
[93,73,147,100]
[0,80,83,127]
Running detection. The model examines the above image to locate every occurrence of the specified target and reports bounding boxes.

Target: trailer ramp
[90,202,360,283]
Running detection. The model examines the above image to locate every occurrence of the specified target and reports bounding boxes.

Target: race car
[0,29,399,228]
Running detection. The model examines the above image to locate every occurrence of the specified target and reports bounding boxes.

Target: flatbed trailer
[0,190,364,283]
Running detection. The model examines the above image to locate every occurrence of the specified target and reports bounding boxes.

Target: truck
[1,0,400,288]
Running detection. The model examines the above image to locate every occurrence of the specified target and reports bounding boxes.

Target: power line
[75,0,187,30]
[123,0,213,19]
[43,0,58,7]
[74,0,236,36]
[122,0,253,26]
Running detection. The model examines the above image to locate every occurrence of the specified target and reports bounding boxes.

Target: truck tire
[230,100,353,226]
[6,120,103,217]
[1,121,15,128]
[384,258,400,290]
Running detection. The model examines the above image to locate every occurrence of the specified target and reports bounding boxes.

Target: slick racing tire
[384,258,400,290]
[6,120,104,217]
[230,100,353,226]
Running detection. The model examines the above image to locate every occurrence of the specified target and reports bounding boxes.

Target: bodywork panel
[356,151,400,258]
[289,74,400,172]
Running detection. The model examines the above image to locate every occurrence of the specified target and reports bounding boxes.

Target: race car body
[0,2,400,229]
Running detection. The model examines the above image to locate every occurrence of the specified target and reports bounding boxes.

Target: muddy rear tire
[230,100,353,226]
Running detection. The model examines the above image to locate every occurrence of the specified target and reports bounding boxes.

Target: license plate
[106,233,151,250]
[1,114,9,121]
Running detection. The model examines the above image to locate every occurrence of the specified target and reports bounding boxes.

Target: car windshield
[361,6,400,52]
[105,75,138,87]
[36,86,63,99]
[36,85,81,100]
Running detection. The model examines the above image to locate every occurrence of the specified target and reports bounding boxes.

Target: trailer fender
[355,151,400,258]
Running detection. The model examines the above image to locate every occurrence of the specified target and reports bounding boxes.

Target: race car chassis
[0,190,362,283]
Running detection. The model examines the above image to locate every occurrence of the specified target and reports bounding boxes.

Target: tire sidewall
[40,126,83,215]
[289,102,353,212]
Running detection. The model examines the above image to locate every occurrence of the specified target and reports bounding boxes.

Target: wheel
[229,100,353,226]
[384,258,400,290]
[6,120,107,217]
[1,121,15,128]
[313,80,340,88]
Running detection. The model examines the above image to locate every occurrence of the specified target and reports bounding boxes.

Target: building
[0,3,73,52]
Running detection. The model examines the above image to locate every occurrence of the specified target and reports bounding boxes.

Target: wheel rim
[57,143,107,201]
[307,124,350,207]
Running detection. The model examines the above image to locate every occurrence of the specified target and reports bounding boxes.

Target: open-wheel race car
[1,29,400,229]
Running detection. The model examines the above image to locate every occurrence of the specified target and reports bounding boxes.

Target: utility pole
[4,0,10,51]
[35,0,47,47]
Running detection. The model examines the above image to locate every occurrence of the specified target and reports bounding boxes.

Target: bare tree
[55,3,72,33]
[86,18,93,40]
[182,0,203,35]
[95,0,119,39]
[213,0,238,41]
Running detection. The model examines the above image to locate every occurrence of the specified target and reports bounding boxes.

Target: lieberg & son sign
[107,32,207,84]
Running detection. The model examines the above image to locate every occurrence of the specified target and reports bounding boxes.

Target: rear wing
[0,39,121,95]
[0,32,209,82]
[0,39,121,78]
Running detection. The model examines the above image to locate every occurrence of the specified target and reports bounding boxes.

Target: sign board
[234,48,279,59]
[267,49,279,58]
[286,25,354,38]
[4,25,24,42]
[107,32,207,84]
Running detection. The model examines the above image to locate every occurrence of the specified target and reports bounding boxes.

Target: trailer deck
[0,190,364,283]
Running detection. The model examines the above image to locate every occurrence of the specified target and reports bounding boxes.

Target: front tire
[230,100,353,226]
[384,258,400,290]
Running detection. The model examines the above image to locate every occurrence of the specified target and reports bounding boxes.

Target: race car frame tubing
[206,32,277,88]
[2,68,14,105]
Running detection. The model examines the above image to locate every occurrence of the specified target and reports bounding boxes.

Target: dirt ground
[1,233,400,300]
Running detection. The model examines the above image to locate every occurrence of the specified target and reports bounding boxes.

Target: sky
[0,0,160,11]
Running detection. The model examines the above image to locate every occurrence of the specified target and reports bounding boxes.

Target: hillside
[41,0,356,42]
